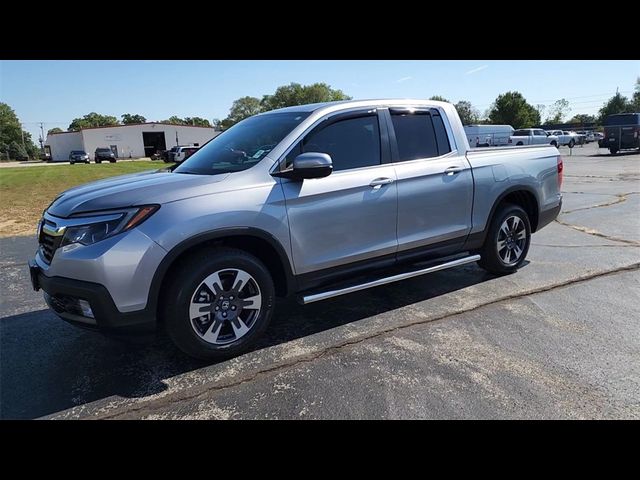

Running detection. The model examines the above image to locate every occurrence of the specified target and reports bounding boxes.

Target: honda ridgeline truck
[29,100,563,360]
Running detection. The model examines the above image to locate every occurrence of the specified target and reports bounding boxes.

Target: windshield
[174,112,310,175]
[97,148,111,152]
[71,151,86,154]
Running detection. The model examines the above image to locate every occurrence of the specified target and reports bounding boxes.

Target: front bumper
[29,260,156,333]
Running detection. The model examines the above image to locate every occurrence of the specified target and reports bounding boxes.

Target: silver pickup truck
[29,99,563,360]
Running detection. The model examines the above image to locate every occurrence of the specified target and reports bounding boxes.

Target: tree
[568,114,596,125]
[429,95,450,103]
[121,113,147,124]
[163,116,187,125]
[598,92,631,123]
[546,98,571,124]
[47,127,64,135]
[535,104,546,124]
[68,112,119,131]
[0,103,23,147]
[630,77,640,112]
[260,82,350,112]
[488,91,540,128]
[454,100,480,125]
[183,117,212,127]
[220,96,262,129]
[0,102,40,160]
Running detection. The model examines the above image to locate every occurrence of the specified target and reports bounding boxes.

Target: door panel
[394,155,473,252]
[385,108,473,254]
[280,110,398,275]
[281,165,398,274]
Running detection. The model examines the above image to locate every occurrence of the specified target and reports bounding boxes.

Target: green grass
[0,161,170,237]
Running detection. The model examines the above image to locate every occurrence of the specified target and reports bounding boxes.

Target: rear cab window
[389,108,452,162]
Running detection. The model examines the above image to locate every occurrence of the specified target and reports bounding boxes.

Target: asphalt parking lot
[1,142,638,419]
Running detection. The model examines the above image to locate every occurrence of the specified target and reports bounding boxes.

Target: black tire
[70,161,75,165]
[85,161,90,164]
[609,147,618,155]
[110,160,116,163]
[568,139,575,148]
[551,140,558,147]
[477,203,531,275]
[516,142,523,146]
[96,159,102,164]
[163,247,275,361]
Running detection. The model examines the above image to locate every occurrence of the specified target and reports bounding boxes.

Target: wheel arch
[148,228,296,321]
[489,186,541,232]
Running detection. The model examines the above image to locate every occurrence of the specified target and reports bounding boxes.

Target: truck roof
[260,98,452,115]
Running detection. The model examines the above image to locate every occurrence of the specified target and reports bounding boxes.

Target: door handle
[369,177,394,188]
[444,166,463,176]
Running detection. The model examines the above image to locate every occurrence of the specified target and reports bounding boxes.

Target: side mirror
[274,152,333,180]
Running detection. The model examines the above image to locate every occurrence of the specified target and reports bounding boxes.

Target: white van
[464,124,514,147]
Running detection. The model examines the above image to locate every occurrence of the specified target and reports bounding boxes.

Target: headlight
[60,205,159,247]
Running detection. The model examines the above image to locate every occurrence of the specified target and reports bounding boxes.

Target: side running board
[301,254,481,304]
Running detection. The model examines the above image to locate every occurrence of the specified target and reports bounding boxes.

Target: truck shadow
[0,263,498,419]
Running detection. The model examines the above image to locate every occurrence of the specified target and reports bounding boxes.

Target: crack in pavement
[532,243,639,248]
[84,262,640,420]
[561,192,640,214]
[554,219,640,246]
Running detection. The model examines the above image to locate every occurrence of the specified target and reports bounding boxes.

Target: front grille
[39,219,63,264]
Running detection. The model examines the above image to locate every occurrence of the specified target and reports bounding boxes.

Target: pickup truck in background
[602,113,640,154]
[546,130,581,148]
[463,124,514,147]
[509,128,559,147]
[29,99,563,360]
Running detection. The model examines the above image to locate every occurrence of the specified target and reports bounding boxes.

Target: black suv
[603,113,640,154]
[68,150,90,164]
[94,148,117,163]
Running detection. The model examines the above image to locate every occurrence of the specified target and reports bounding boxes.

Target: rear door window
[390,111,439,161]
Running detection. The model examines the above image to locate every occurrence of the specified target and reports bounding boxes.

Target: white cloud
[465,65,489,75]
[396,76,413,83]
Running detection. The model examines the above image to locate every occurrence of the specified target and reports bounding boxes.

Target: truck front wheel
[163,247,275,361]
[478,203,531,275]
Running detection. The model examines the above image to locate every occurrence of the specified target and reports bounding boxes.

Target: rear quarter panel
[466,145,561,233]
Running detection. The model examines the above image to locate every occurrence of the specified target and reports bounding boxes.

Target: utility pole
[39,122,45,154]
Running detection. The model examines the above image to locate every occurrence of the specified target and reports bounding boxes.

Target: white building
[45,123,220,161]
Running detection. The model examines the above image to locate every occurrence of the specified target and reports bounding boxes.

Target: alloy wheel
[496,215,527,266]
[189,268,262,345]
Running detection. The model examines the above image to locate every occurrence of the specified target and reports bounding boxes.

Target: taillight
[557,155,563,189]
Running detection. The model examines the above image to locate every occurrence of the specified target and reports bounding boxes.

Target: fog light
[78,299,94,318]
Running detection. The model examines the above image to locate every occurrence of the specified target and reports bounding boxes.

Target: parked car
[593,132,604,141]
[29,99,562,360]
[576,131,595,143]
[545,130,580,148]
[463,124,514,147]
[174,146,199,163]
[94,148,116,163]
[509,128,559,147]
[68,150,90,164]
[601,113,640,154]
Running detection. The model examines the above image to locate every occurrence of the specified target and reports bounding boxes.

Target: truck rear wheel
[478,203,531,275]
[163,247,275,361]
[609,147,618,155]
[568,139,575,148]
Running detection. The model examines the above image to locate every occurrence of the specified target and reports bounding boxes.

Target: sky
[1,60,638,143]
